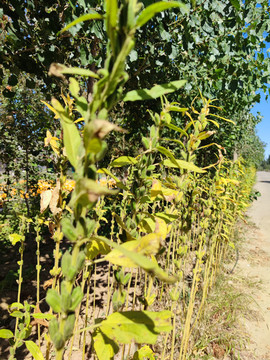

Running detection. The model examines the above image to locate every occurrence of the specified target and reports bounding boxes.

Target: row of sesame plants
[0,1,258,359]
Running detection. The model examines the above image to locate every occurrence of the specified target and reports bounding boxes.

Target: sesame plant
[43,1,188,359]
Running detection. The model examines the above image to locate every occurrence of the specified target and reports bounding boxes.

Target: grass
[186,222,260,360]
[188,272,255,359]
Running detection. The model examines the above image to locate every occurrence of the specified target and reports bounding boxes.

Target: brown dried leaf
[48,63,65,80]
[93,120,127,139]
[31,304,49,327]
[49,180,61,215]
[40,190,52,213]
[43,278,54,290]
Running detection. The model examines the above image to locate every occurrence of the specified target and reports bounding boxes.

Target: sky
[251,91,270,160]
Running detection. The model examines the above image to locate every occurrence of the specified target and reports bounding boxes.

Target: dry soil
[238,171,270,359]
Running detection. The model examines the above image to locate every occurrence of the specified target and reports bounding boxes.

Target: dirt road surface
[238,171,270,359]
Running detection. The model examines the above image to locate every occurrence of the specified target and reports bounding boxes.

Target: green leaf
[62,120,82,170]
[105,0,118,56]
[99,310,172,344]
[163,159,206,173]
[156,146,179,168]
[110,156,138,167]
[60,13,103,33]
[46,289,62,313]
[136,2,186,28]
[51,99,83,169]
[10,302,24,310]
[32,313,55,320]
[62,67,99,79]
[0,329,13,339]
[168,105,188,113]
[25,341,45,360]
[93,329,119,360]
[123,80,186,101]
[155,212,178,223]
[69,78,80,98]
[229,0,240,11]
[164,123,188,137]
[10,311,24,318]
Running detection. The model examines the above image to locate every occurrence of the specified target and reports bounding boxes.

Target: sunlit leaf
[93,329,119,360]
[110,156,138,167]
[123,80,186,101]
[99,310,172,344]
[97,236,177,283]
[25,340,45,360]
[136,2,186,28]
[163,159,206,173]
[60,13,103,34]
[0,329,13,339]
[9,233,23,246]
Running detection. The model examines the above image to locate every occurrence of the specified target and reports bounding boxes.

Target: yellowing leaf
[155,218,168,240]
[9,233,23,246]
[150,179,162,200]
[134,345,155,360]
[98,236,177,283]
[85,238,110,260]
[41,100,60,119]
[105,241,139,268]
[138,233,161,256]
[139,217,155,234]
[99,310,172,345]
[93,329,119,360]
[161,187,179,202]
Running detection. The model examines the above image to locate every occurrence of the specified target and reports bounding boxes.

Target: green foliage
[1,0,269,161]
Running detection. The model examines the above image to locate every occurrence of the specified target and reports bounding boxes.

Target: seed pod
[49,318,65,349]
[61,251,72,279]
[76,251,85,273]
[49,317,59,338]
[70,287,84,312]
[63,313,75,341]
[61,292,72,313]
[61,218,77,242]
[46,289,62,313]
[52,332,65,351]
[66,265,77,282]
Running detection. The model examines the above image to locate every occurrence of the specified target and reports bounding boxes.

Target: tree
[1,0,269,163]
[0,76,55,218]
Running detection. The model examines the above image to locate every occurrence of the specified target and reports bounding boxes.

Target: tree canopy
[0,0,269,163]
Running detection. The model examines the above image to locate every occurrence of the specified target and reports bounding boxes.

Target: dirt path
[238,171,270,359]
